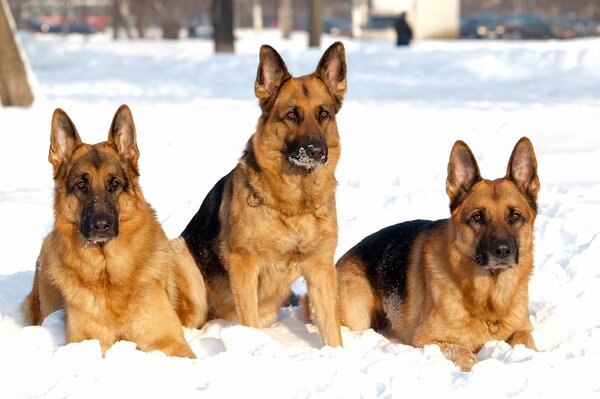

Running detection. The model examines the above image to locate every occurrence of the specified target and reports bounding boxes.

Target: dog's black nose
[92,215,112,233]
[491,240,513,259]
[307,143,325,161]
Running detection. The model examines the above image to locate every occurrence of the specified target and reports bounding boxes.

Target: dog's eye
[286,111,297,121]
[510,211,522,223]
[76,180,87,191]
[320,110,329,120]
[109,178,121,192]
[471,212,483,223]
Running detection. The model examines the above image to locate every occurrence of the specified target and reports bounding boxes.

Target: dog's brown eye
[320,110,329,120]
[287,111,297,120]
[510,211,521,223]
[76,180,86,190]
[110,179,121,191]
[471,212,483,223]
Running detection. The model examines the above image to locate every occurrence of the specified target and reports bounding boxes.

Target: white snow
[1,29,600,398]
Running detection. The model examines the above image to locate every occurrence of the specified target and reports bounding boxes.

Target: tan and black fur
[20,105,207,357]
[336,137,539,370]
[179,42,347,346]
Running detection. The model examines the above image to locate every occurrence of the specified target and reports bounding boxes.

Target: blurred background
[5,0,600,42]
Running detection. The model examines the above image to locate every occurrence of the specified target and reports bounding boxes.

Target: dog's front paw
[507,330,537,350]
[439,343,478,372]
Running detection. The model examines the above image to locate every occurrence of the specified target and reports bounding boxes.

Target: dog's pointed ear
[255,45,291,108]
[49,108,82,173]
[446,140,481,209]
[506,136,539,202]
[108,104,139,166]
[315,41,347,109]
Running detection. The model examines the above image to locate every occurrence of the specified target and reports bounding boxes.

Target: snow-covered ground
[1,30,600,398]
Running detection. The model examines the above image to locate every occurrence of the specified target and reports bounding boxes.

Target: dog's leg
[304,259,342,347]
[227,252,260,327]
[130,297,197,359]
[507,329,537,350]
[337,257,378,331]
[168,237,209,328]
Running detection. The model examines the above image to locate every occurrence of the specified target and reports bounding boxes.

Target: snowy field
[1,29,600,397]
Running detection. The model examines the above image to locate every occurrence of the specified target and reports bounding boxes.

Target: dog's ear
[446,140,481,209]
[49,108,82,173]
[255,45,291,109]
[315,41,347,109]
[506,136,539,203]
[108,104,139,166]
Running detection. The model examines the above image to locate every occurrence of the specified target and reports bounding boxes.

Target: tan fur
[190,43,347,346]
[337,137,539,371]
[20,105,207,358]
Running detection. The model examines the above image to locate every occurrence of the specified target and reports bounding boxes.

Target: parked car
[501,12,552,39]
[359,15,397,40]
[323,17,352,38]
[551,13,600,39]
[461,12,505,39]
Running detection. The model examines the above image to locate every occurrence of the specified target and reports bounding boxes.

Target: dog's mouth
[475,254,517,274]
[84,234,117,245]
[482,262,517,274]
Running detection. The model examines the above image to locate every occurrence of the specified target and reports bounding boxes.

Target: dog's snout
[491,240,513,259]
[286,137,328,170]
[81,200,119,243]
[92,215,112,233]
[307,143,326,162]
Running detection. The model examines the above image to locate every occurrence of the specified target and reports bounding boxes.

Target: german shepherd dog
[336,137,539,370]
[20,105,207,358]
[177,42,347,346]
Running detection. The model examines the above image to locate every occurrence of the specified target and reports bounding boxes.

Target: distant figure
[394,12,412,46]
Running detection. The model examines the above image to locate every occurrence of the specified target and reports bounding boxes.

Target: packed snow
[1,29,600,398]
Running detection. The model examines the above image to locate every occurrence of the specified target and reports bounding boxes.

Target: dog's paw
[440,343,478,372]
[507,330,537,350]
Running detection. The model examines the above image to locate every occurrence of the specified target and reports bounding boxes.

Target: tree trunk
[0,0,34,106]
[61,0,70,36]
[252,0,262,32]
[213,0,234,52]
[112,0,120,39]
[279,0,292,39]
[309,0,322,47]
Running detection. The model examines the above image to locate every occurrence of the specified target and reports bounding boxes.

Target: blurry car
[24,14,99,34]
[359,15,397,40]
[501,12,552,39]
[551,13,600,39]
[461,12,505,39]
[323,17,352,38]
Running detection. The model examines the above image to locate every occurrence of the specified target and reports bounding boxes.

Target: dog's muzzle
[81,202,119,244]
[286,139,328,171]
[476,239,519,272]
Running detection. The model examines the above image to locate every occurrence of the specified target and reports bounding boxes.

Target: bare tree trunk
[213,0,233,52]
[112,0,121,39]
[0,0,34,106]
[252,0,262,32]
[279,0,292,39]
[61,0,70,36]
[309,0,322,47]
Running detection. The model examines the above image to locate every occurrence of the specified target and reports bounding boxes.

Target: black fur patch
[302,84,309,97]
[181,171,232,281]
[353,219,444,301]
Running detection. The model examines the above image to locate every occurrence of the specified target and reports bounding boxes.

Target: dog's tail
[20,257,43,325]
